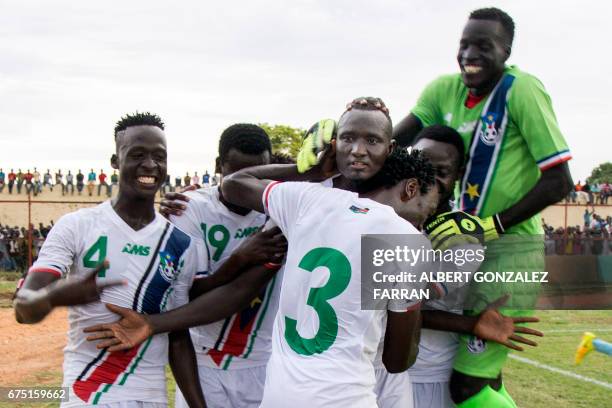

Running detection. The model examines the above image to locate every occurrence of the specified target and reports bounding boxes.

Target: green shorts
[454,237,544,378]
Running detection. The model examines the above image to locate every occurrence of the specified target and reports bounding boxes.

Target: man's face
[336,110,394,182]
[457,19,509,93]
[412,139,461,201]
[220,148,271,177]
[395,181,441,228]
[113,125,167,199]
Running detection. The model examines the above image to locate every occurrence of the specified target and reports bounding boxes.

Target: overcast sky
[0,0,609,181]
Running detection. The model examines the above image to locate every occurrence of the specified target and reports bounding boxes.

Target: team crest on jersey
[158,251,182,282]
[349,205,370,214]
[478,113,499,146]
[467,335,487,354]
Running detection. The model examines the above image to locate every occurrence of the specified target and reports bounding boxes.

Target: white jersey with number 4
[169,186,278,370]
[260,182,425,408]
[29,201,206,407]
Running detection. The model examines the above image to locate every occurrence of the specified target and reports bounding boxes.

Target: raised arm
[392,113,424,147]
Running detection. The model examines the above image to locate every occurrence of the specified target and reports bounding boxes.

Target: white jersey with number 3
[29,201,206,407]
[260,182,425,408]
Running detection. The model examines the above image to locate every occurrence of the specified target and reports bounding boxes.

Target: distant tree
[258,123,305,158]
[587,162,612,184]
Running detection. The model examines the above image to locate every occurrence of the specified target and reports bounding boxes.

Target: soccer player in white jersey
[220,126,441,406]
[165,124,280,408]
[13,112,208,407]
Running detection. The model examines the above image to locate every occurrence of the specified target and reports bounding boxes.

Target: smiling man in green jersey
[393,7,573,408]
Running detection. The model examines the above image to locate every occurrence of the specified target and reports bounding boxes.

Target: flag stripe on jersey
[132,222,170,311]
[243,275,277,359]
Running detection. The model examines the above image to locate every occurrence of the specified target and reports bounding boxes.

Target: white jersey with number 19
[260,182,425,408]
[28,201,207,407]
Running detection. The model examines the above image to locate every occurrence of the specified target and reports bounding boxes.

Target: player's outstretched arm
[85,263,281,351]
[383,308,422,373]
[169,329,207,408]
[392,113,423,147]
[14,261,123,324]
[189,227,287,298]
[422,296,543,351]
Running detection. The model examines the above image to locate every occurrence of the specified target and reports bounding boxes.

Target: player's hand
[424,211,502,250]
[473,295,543,351]
[233,226,287,267]
[84,303,153,352]
[160,185,197,218]
[296,119,337,174]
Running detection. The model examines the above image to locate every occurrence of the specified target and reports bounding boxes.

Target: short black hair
[114,112,165,138]
[341,96,392,124]
[413,125,465,169]
[353,148,436,194]
[270,152,296,164]
[469,7,515,46]
[218,124,272,163]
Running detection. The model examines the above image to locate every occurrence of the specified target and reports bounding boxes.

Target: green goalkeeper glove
[296,119,337,173]
[424,211,503,250]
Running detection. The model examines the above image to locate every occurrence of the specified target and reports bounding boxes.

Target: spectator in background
[191,171,200,187]
[109,170,118,196]
[592,182,601,204]
[202,170,210,186]
[16,169,24,194]
[575,180,583,192]
[24,169,34,195]
[76,169,84,195]
[0,168,5,193]
[584,208,594,227]
[97,168,109,197]
[175,174,182,190]
[160,173,171,196]
[87,168,96,196]
[64,170,74,195]
[43,169,52,191]
[583,181,592,204]
[8,169,16,194]
[183,172,191,187]
[601,182,610,204]
[211,174,218,186]
[32,167,42,195]
[55,169,63,194]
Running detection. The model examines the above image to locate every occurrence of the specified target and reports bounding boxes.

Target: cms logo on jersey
[158,251,182,282]
[234,227,259,239]
[121,243,151,256]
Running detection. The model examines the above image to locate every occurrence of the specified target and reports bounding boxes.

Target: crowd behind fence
[0,168,218,198]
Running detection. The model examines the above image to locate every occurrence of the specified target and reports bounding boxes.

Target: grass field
[1,276,610,408]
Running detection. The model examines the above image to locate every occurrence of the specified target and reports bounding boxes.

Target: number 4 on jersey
[83,236,108,277]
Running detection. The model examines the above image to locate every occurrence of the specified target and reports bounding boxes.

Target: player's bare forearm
[421,310,477,334]
[169,330,206,408]
[383,309,422,373]
[392,113,423,147]
[14,272,59,324]
[149,264,278,334]
[189,253,250,299]
[498,162,573,229]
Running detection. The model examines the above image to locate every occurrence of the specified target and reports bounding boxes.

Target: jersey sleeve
[509,74,572,170]
[263,181,315,238]
[168,193,205,239]
[410,76,447,127]
[29,213,79,278]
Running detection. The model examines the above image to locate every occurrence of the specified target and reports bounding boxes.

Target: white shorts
[175,365,266,408]
[374,367,413,408]
[411,382,454,408]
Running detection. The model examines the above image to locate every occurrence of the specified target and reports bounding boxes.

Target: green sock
[497,383,517,408]
[456,385,515,408]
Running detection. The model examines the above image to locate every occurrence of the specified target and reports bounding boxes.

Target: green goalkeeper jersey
[412,65,571,235]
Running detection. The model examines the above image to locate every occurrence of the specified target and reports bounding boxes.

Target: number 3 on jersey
[83,235,108,277]
[285,247,351,356]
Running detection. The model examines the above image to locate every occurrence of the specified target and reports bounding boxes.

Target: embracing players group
[14,8,574,408]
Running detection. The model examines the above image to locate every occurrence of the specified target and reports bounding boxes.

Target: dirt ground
[0,307,67,386]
